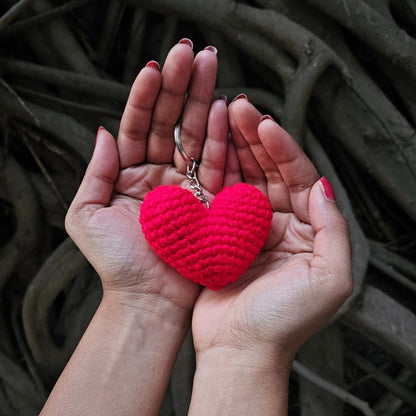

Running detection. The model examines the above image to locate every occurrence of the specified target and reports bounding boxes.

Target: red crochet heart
[139,183,272,290]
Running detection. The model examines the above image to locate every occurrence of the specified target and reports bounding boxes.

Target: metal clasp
[174,120,210,209]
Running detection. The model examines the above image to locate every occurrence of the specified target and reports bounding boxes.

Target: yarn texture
[139,183,273,290]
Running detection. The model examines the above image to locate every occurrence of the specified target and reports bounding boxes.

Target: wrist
[101,287,193,334]
[41,291,191,416]
[189,346,292,416]
[200,342,291,367]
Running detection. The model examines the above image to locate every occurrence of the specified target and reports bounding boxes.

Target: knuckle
[336,215,350,234]
[64,208,76,236]
[149,118,173,138]
[119,125,147,141]
[64,204,85,240]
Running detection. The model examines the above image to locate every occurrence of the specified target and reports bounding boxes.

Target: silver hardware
[175,120,210,208]
[175,121,192,165]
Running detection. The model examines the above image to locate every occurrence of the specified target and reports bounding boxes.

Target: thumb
[309,177,353,308]
[66,127,119,225]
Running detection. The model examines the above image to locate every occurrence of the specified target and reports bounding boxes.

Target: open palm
[66,41,226,311]
[192,99,353,358]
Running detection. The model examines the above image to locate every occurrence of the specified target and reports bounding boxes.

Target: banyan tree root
[343,285,416,370]
[22,237,100,385]
[0,0,415,414]
[292,360,376,416]
[0,154,41,291]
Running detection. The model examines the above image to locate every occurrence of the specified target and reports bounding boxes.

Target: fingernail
[95,126,105,147]
[320,176,336,202]
[178,38,193,49]
[232,93,249,102]
[260,115,274,122]
[218,94,228,103]
[204,45,217,55]
[145,60,160,71]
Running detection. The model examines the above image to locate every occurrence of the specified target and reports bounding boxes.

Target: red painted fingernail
[178,38,193,49]
[145,60,160,70]
[260,115,274,122]
[232,93,249,102]
[204,45,217,55]
[320,176,336,202]
[95,126,105,147]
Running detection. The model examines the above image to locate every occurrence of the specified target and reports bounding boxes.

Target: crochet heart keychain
[139,120,273,290]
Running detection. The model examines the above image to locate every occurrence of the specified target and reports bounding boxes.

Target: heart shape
[139,183,272,290]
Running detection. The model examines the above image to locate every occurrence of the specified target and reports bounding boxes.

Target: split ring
[174,119,192,165]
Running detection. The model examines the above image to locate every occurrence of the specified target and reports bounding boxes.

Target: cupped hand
[192,98,353,363]
[65,40,229,312]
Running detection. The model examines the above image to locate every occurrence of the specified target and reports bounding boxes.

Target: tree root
[13,85,123,119]
[292,360,376,416]
[0,58,130,102]
[0,349,45,414]
[305,0,416,82]
[373,368,416,415]
[22,238,91,384]
[297,325,346,415]
[369,241,416,294]
[369,240,416,281]
[10,296,48,401]
[343,285,416,370]
[22,131,68,211]
[0,92,95,164]
[347,352,416,407]
[0,0,34,32]
[97,0,128,67]
[127,0,350,142]
[0,155,41,291]
[0,0,96,41]
[27,0,98,74]
[122,7,147,84]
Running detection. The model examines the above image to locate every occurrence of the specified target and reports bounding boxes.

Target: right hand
[65,40,228,314]
[192,98,353,365]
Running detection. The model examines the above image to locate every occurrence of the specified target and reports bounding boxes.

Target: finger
[229,98,291,211]
[309,178,353,311]
[174,46,219,172]
[146,39,195,164]
[228,96,267,194]
[117,61,162,168]
[197,97,228,195]
[223,136,243,187]
[258,117,319,223]
[66,127,119,227]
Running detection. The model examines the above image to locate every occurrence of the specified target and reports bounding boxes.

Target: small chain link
[186,158,210,209]
[175,120,210,209]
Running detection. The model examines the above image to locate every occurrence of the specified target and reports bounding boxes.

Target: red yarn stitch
[139,183,272,290]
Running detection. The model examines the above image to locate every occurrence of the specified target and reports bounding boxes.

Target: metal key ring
[174,119,210,208]
[174,119,192,166]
